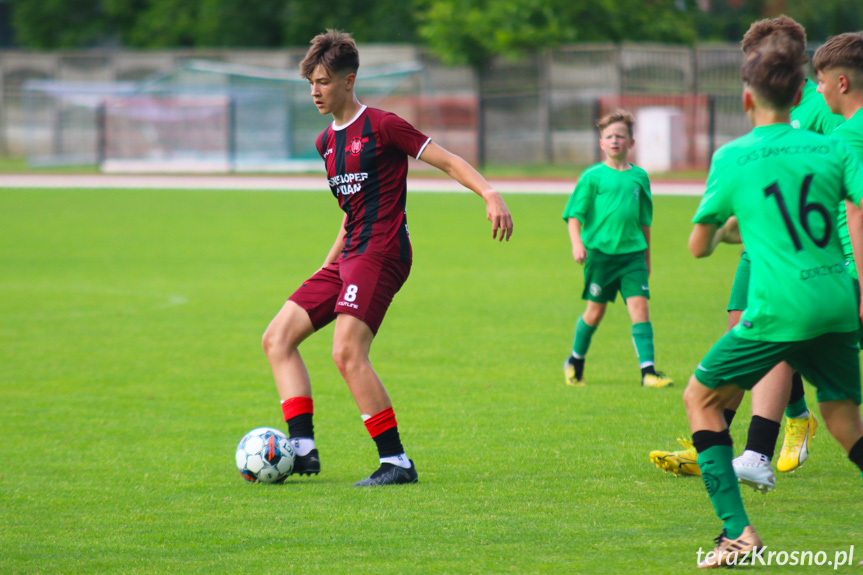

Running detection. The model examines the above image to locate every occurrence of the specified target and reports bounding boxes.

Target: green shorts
[694,330,861,405]
[727,251,750,312]
[582,249,649,304]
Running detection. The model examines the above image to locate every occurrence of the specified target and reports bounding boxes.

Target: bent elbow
[689,240,709,258]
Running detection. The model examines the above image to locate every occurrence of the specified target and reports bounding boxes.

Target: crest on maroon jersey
[346,136,369,155]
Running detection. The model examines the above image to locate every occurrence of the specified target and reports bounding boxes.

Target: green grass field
[2,187,861,574]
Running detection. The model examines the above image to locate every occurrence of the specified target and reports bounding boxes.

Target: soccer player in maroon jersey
[262,29,513,486]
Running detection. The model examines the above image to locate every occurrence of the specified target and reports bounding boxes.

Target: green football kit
[563,163,652,255]
[563,163,659,374]
[693,123,863,403]
[832,109,863,279]
[729,81,846,312]
[726,250,750,312]
[790,78,845,134]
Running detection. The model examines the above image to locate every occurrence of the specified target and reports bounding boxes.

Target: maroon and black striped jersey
[316,106,431,262]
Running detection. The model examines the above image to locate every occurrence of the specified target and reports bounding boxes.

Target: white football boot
[732,449,775,493]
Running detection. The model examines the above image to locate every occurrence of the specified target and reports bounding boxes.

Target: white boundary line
[0,174,704,196]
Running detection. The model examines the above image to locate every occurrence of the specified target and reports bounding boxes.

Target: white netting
[22,59,424,172]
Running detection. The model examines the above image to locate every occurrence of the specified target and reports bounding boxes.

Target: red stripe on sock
[364,407,398,438]
[281,396,314,421]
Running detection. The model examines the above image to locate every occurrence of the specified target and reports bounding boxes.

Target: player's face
[816,69,843,115]
[599,122,633,160]
[308,65,352,116]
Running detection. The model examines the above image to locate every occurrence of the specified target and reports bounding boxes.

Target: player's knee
[262,324,300,358]
[332,337,370,374]
[261,327,282,356]
[583,307,605,325]
[331,340,355,373]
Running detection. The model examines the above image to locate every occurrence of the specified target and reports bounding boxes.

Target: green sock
[697,445,750,539]
[572,317,597,357]
[785,397,808,419]
[631,322,655,366]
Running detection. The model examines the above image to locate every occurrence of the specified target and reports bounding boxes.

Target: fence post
[0,54,5,156]
[707,95,716,162]
[476,64,486,169]
[228,96,237,173]
[541,51,553,164]
[593,98,602,164]
[96,101,106,168]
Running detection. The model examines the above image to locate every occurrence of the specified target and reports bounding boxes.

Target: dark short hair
[596,109,634,137]
[742,34,807,110]
[741,15,806,55]
[300,29,360,80]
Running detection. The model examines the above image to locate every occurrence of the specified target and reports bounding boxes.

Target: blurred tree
[282,0,418,45]
[416,0,697,69]
[11,0,114,48]
[8,0,861,51]
[10,0,418,49]
[122,0,286,47]
[693,0,863,44]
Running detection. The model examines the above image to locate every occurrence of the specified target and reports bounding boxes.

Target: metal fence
[0,43,760,170]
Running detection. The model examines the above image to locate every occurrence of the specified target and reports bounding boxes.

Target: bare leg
[818,399,863,452]
[261,300,316,400]
[684,375,745,433]
[332,313,391,415]
[582,300,606,327]
[750,362,793,421]
[625,295,649,324]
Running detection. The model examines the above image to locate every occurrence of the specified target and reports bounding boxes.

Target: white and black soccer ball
[235,427,295,483]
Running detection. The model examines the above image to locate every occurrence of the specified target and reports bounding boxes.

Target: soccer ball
[235,427,295,483]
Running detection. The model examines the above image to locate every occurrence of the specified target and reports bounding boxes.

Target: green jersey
[790,79,845,134]
[562,163,652,255]
[789,79,850,276]
[693,123,863,341]
[831,109,863,278]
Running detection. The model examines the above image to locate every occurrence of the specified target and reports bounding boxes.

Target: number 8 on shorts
[344,284,358,302]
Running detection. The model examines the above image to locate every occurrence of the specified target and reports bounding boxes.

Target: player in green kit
[685,35,863,568]
[562,110,673,388]
[649,16,841,483]
[792,76,845,133]
[814,31,863,291]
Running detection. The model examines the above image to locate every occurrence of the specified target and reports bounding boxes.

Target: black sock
[372,426,405,459]
[850,436,863,473]
[287,413,314,440]
[641,365,657,377]
[788,371,805,406]
[724,408,737,429]
[744,415,781,460]
[692,428,733,454]
[569,356,585,378]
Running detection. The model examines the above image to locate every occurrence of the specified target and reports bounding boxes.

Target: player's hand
[485,191,513,242]
[572,245,587,264]
[719,216,741,244]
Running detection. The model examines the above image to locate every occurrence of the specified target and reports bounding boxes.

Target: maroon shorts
[288,253,411,335]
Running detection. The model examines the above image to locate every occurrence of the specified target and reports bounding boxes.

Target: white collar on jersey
[332,105,367,131]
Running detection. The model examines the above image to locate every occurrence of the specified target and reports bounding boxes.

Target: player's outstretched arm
[419,142,513,242]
